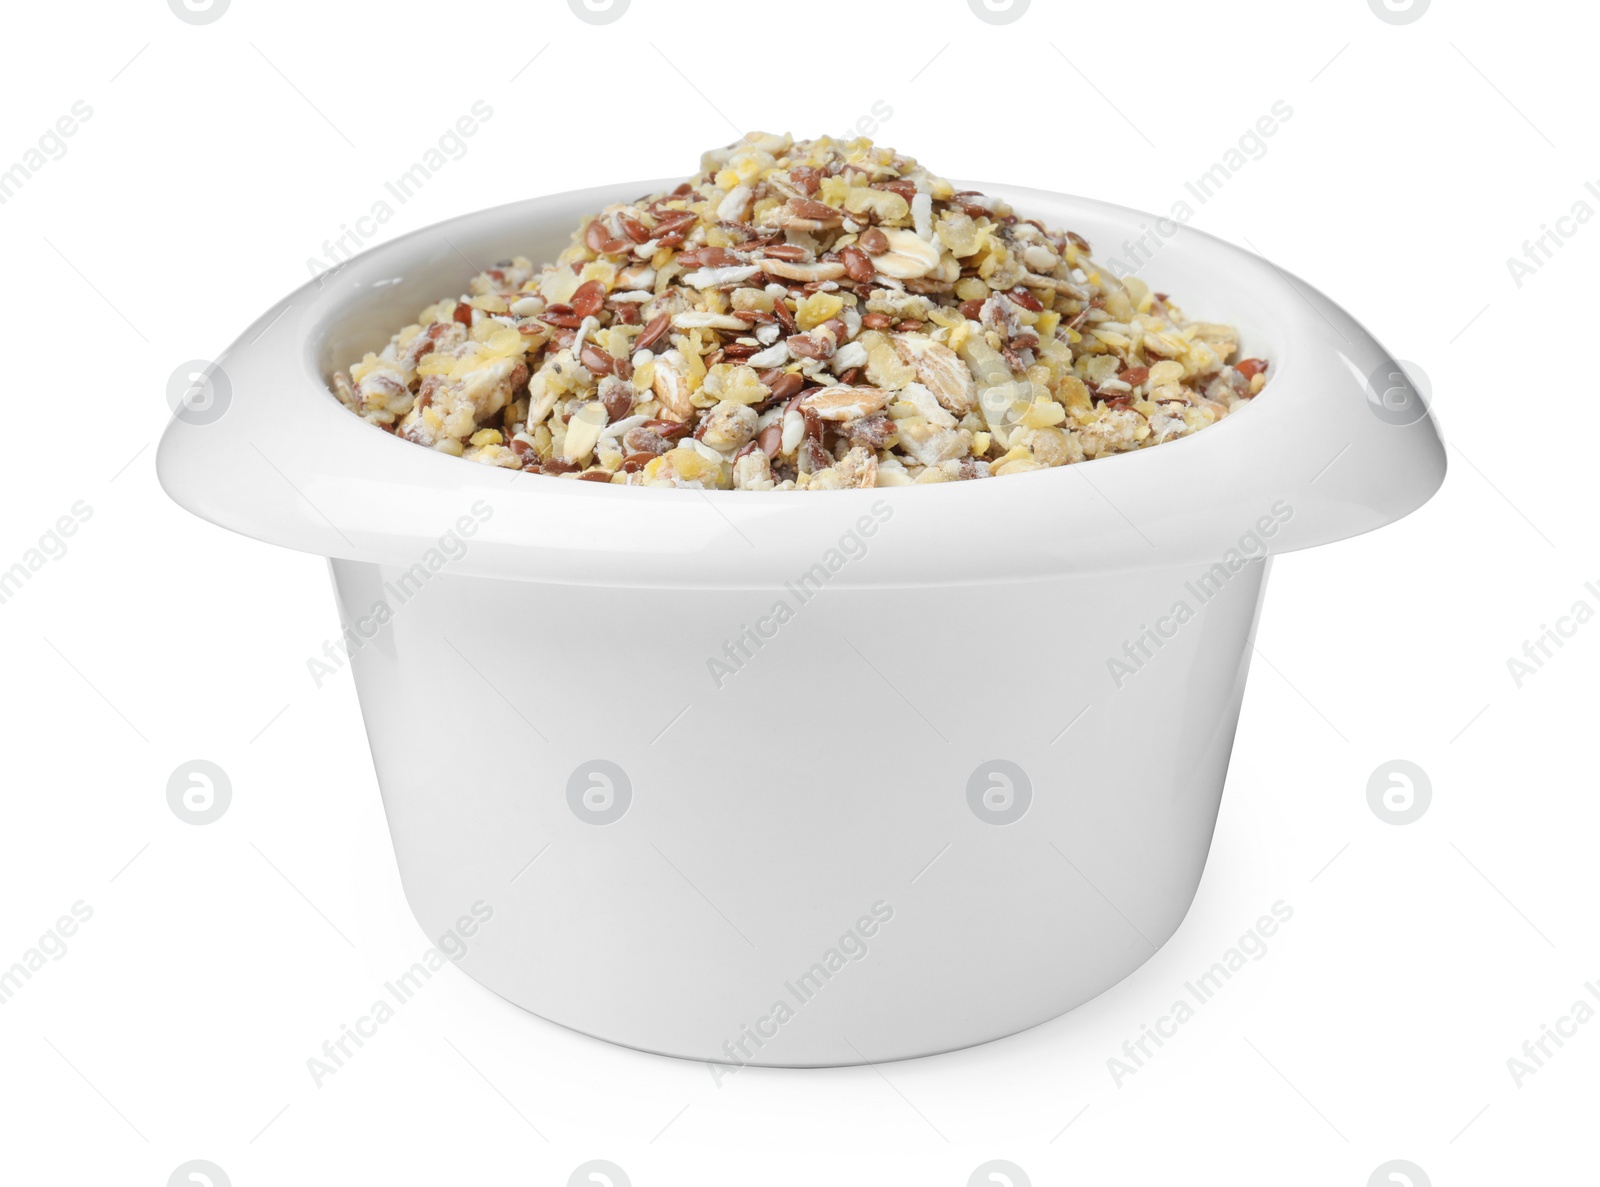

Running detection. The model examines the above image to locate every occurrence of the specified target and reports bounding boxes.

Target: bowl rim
[157,178,1446,589]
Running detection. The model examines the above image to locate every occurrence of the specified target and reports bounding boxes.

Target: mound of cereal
[333,132,1269,489]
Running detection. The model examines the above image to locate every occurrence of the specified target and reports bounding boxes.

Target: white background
[1,0,1594,1183]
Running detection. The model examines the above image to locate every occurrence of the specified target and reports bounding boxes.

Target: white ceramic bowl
[158,180,1445,1067]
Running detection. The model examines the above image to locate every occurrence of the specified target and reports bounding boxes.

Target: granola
[334,133,1270,490]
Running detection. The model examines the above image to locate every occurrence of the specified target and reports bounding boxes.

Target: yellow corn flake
[702,363,768,406]
[1183,339,1222,375]
[994,459,1042,477]
[1057,374,1094,417]
[650,446,713,485]
[350,352,381,383]
[1036,340,1074,377]
[578,261,617,288]
[797,292,845,331]
[1020,399,1066,429]
[542,268,580,307]
[990,446,1038,476]
[416,353,453,377]
[818,176,851,208]
[937,213,984,258]
[469,428,503,447]
[1103,289,1135,322]
[954,276,989,303]
[485,327,525,356]
[1081,355,1120,386]
[845,187,909,223]
[666,334,707,389]
[866,342,917,389]
[1148,360,1185,387]
[537,355,587,401]
[731,155,767,185]
[469,294,509,314]
[677,449,712,480]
